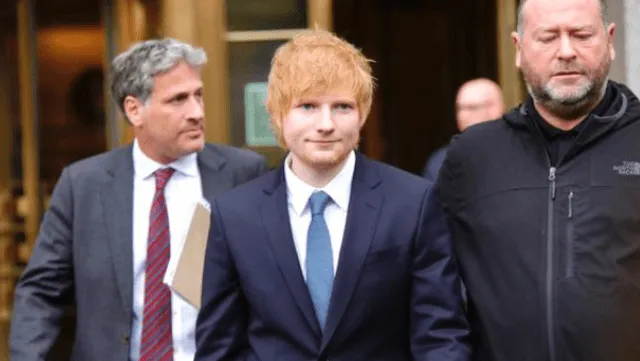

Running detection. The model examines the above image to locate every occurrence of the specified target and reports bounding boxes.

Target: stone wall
[623,0,640,95]
[609,0,640,95]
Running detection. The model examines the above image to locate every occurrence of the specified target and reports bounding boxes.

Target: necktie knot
[309,191,330,216]
[154,167,175,191]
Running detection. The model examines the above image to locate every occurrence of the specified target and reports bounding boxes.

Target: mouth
[554,72,582,77]
[308,140,339,144]
[183,128,204,138]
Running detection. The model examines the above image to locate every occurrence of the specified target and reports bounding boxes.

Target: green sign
[244,82,278,146]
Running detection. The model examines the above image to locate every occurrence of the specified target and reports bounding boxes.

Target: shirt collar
[284,150,356,216]
[132,139,199,180]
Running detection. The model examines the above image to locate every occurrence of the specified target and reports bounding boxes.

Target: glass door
[0,0,113,356]
[0,4,23,356]
[0,1,36,356]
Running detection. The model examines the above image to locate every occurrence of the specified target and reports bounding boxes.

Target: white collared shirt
[130,139,202,361]
[284,151,356,278]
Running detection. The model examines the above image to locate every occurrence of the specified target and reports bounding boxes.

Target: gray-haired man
[9,38,267,361]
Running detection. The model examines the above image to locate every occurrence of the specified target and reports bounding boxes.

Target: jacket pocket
[566,190,575,278]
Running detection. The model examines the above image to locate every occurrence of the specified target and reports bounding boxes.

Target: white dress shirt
[130,140,202,361]
[284,151,356,278]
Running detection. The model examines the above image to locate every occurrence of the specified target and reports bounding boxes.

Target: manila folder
[170,202,210,309]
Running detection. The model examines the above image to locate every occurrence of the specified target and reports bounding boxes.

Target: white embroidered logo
[613,161,640,176]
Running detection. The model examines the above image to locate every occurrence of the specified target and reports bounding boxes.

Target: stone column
[609,0,640,95]
[623,0,640,95]
[161,0,197,43]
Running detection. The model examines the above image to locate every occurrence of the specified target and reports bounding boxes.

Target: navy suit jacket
[195,153,470,361]
[422,146,449,183]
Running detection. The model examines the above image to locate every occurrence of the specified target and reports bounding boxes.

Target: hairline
[516,0,608,35]
[110,38,207,116]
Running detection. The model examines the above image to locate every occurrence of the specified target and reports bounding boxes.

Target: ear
[123,95,145,126]
[358,111,371,131]
[359,117,368,131]
[512,31,522,69]
[606,22,616,61]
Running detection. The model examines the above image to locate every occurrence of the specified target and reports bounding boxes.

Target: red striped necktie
[140,167,175,361]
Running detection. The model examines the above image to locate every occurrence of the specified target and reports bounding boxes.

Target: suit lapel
[102,145,135,314]
[260,169,322,337]
[321,154,384,350]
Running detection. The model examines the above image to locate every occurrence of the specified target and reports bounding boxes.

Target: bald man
[422,78,504,182]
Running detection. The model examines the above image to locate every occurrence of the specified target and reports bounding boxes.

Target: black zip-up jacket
[438,81,640,361]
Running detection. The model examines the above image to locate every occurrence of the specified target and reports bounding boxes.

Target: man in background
[422,78,504,182]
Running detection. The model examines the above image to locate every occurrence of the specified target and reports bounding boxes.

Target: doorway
[0,0,108,357]
[335,0,499,174]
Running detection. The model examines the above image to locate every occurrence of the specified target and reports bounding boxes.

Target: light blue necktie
[305,191,334,330]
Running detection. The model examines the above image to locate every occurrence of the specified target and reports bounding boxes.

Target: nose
[315,105,335,132]
[186,96,204,123]
[557,34,577,60]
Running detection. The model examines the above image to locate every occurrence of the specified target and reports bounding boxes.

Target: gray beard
[527,78,608,121]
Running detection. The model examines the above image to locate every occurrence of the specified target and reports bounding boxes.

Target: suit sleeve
[410,184,471,361]
[195,200,250,361]
[10,167,75,361]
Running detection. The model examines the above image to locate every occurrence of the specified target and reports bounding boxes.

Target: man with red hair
[195,28,470,361]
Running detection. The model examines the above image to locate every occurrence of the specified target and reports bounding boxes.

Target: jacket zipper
[546,167,557,361]
[529,110,583,361]
[566,191,574,278]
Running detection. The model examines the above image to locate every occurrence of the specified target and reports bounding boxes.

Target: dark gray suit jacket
[9,143,267,361]
[422,146,448,183]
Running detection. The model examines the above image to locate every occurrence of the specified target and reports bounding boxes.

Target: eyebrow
[162,87,202,102]
[572,26,596,32]
[536,25,596,33]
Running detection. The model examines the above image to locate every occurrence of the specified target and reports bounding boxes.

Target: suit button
[122,333,130,345]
